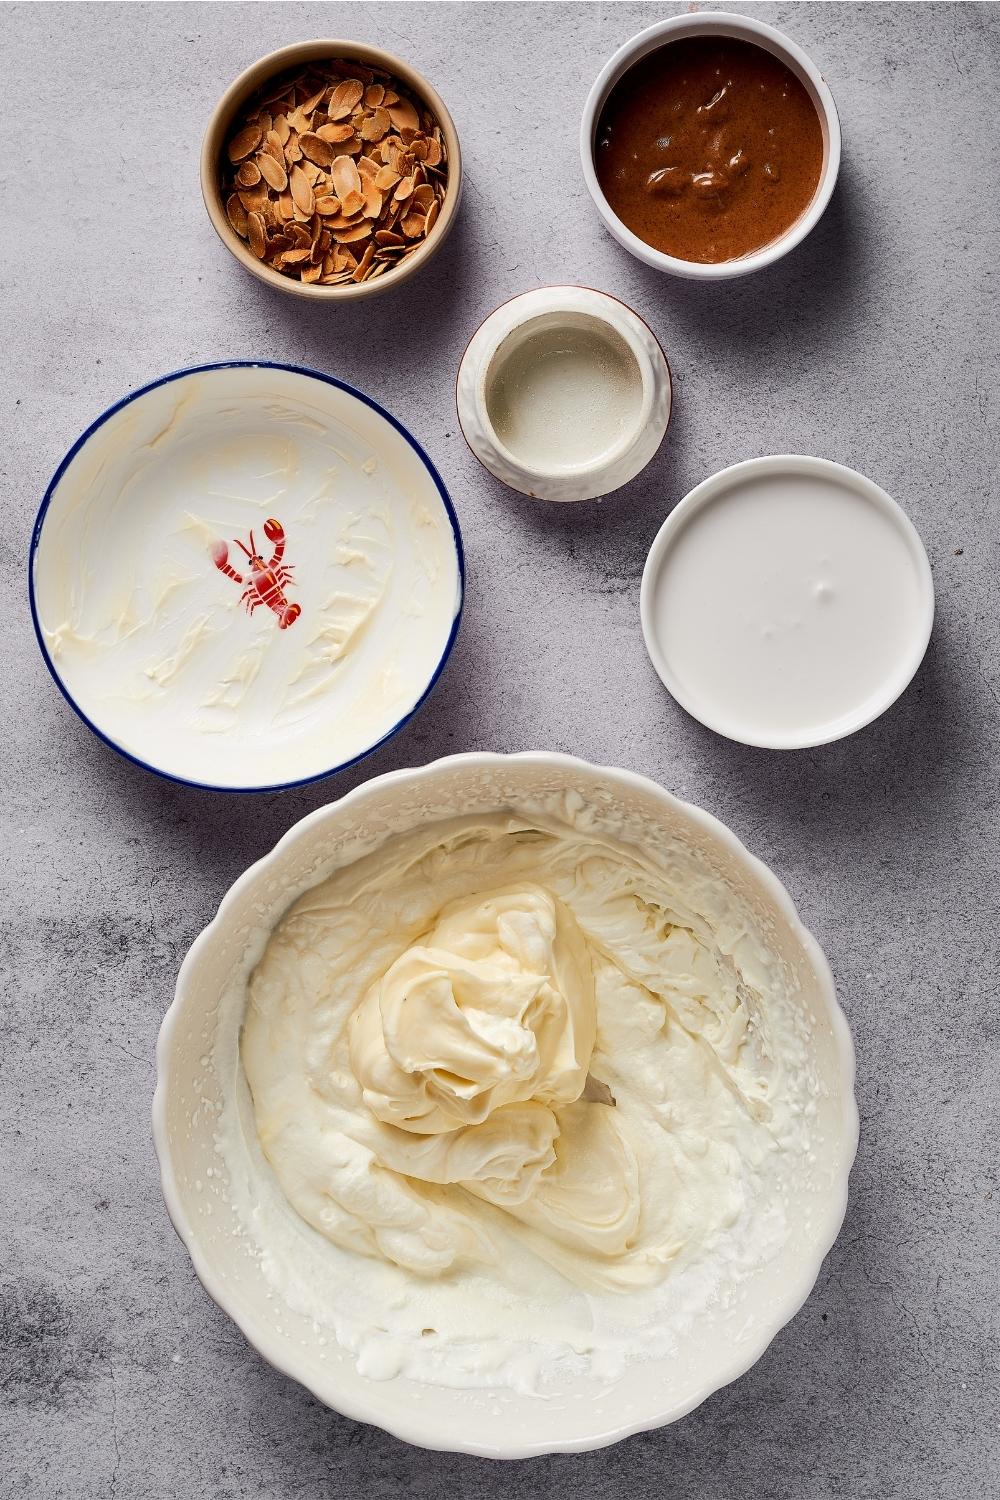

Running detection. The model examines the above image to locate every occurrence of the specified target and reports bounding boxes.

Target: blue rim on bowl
[28,360,466,794]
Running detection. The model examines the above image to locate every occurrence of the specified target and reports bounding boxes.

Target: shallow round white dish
[457,287,671,502]
[30,363,464,791]
[580,11,841,281]
[154,751,858,1457]
[640,456,934,749]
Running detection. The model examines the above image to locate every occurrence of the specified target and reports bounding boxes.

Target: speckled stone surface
[2,3,998,1495]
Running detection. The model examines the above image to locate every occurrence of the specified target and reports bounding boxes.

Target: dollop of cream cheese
[242,813,801,1301]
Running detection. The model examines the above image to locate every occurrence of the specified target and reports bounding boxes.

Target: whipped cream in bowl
[30,363,463,790]
[154,753,857,1456]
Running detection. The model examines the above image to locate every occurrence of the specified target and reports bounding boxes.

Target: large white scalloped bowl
[153,752,857,1457]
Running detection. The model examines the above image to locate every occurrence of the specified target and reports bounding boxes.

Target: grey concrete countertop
[3,3,998,1496]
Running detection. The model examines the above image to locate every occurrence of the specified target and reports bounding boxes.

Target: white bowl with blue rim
[29,362,464,791]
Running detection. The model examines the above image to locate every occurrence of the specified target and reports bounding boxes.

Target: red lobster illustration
[210,518,301,629]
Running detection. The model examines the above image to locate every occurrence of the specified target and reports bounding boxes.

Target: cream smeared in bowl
[232,803,819,1382]
[31,363,462,789]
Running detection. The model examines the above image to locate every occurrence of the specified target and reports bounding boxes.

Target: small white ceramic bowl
[580,11,841,280]
[457,286,671,502]
[640,456,935,749]
[29,362,464,791]
[154,751,858,1457]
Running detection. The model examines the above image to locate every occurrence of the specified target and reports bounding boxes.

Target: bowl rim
[579,10,842,281]
[28,359,466,793]
[456,284,673,502]
[639,454,936,749]
[201,39,463,301]
[153,749,859,1457]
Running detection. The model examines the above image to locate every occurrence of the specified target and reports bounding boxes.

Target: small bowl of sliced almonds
[203,41,461,299]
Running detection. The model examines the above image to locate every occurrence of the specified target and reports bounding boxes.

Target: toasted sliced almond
[333,223,372,243]
[285,105,311,135]
[247,211,266,257]
[299,131,334,168]
[263,130,285,164]
[300,84,328,114]
[220,62,445,286]
[359,107,390,143]
[289,163,314,214]
[386,97,419,133]
[256,152,288,191]
[226,193,249,236]
[227,123,262,162]
[316,121,356,143]
[237,181,268,212]
[328,78,364,120]
[352,241,376,281]
[373,165,400,193]
[330,154,363,202]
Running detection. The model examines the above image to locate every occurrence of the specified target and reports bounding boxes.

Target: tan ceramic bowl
[202,40,462,301]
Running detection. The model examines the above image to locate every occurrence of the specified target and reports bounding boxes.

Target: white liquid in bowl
[486,318,641,471]
[643,460,933,747]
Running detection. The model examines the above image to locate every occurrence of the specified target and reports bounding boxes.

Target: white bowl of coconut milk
[457,287,671,502]
[154,751,858,1456]
[641,456,934,748]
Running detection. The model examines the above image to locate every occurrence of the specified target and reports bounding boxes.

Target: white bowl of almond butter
[202,42,461,299]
